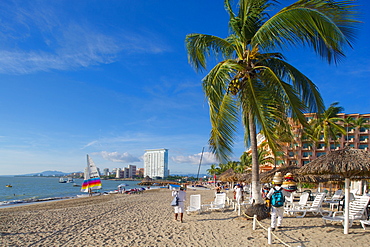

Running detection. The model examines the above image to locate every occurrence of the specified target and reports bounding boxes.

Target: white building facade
[144,148,169,178]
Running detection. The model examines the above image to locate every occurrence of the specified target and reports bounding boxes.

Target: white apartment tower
[144,148,169,178]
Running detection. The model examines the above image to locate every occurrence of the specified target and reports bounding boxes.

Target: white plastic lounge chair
[186,194,202,215]
[322,195,370,228]
[209,193,226,212]
[334,193,355,211]
[325,189,343,202]
[360,220,370,230]
[324,190,343,210]
[285,193,330,218]
[285,192,310,214]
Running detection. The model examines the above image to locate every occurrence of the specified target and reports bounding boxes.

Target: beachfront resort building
[115,165,137,179]
[144,148,169,179]
[247,113,370,171]
[282,113,370,167]
[136,168,144,177]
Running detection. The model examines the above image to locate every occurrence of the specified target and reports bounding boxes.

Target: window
[360,136,368,141]
[317,143,325,149]
[359,144,368,149]
[303,152,312,157]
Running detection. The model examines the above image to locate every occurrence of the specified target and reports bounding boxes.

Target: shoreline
[1,189,369,246]
[0,187,162,209]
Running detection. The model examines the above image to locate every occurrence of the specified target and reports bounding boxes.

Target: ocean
[0,176,147,206]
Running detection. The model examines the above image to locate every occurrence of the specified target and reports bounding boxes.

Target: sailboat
[80,154,102,195]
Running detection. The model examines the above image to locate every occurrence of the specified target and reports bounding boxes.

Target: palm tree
[206,164,221,176]
[186,0,358,204]
[240,142,274,172]
[309,102,346,150]
[343,116,354,143]
[352,117,370,133]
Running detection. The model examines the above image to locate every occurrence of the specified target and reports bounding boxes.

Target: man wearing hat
[266,172,290,231]
[172,186,186,223]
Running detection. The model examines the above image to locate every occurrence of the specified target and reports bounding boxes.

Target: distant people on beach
[215,186,222,194]
[172,187,186,223]
[262,184,270,199]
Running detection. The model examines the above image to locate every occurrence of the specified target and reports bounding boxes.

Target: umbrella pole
[344,178,350,234]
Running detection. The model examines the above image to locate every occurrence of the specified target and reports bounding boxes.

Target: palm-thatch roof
[218,168,239,182]
[236,172,252,183]
[298,146,370,178]
[259,165,328,183]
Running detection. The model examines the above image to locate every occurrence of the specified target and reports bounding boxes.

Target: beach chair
[285,193,330,218]
[322,195,370,228]
[186,194,202,215]
[335,193,355,211]
[209,193,226,212]
[325,189,343,202]
[360,220,370,230]
[324,190,343,211]
[285,192,310,214]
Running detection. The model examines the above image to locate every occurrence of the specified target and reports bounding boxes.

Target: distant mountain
[20,170,71,177]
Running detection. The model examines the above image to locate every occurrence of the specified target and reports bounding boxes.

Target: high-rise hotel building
[144,148,169,178]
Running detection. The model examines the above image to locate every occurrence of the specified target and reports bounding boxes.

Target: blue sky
[0,0,369,175]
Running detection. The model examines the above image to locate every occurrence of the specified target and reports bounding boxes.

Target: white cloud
[96,151,140,163]
[171,152,218,166]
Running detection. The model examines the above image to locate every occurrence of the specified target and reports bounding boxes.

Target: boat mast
[196,147,205,181]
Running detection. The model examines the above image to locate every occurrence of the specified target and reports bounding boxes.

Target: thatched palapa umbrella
[259,165,328,183]
[219,168,239,182]
[298,146,370,234]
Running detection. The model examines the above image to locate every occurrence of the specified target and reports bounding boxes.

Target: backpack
[271,188,285,207]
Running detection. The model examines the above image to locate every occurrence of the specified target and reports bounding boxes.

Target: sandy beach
[0,188,369,247]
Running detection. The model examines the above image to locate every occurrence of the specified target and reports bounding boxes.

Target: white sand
[0,188,369,246]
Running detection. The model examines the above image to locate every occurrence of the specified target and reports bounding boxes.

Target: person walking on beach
[172,186,186,223]
[266,172,290,231]
[234,184,243,205]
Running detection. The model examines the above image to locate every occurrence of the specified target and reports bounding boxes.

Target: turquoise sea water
[0,176,145,206]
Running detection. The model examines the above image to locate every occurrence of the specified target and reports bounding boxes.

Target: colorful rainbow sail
[81,155,102,192]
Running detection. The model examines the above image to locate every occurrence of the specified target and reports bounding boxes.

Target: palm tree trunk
[249,113,263,204]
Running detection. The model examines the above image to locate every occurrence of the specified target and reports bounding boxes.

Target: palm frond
[253,1,359,63]
[203,61,240,162]
[260,56,325,113]
[185,34,235,72]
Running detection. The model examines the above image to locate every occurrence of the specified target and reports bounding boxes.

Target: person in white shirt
[172,187,186,223]
[266,172,290,231]
[234,184,243,205]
